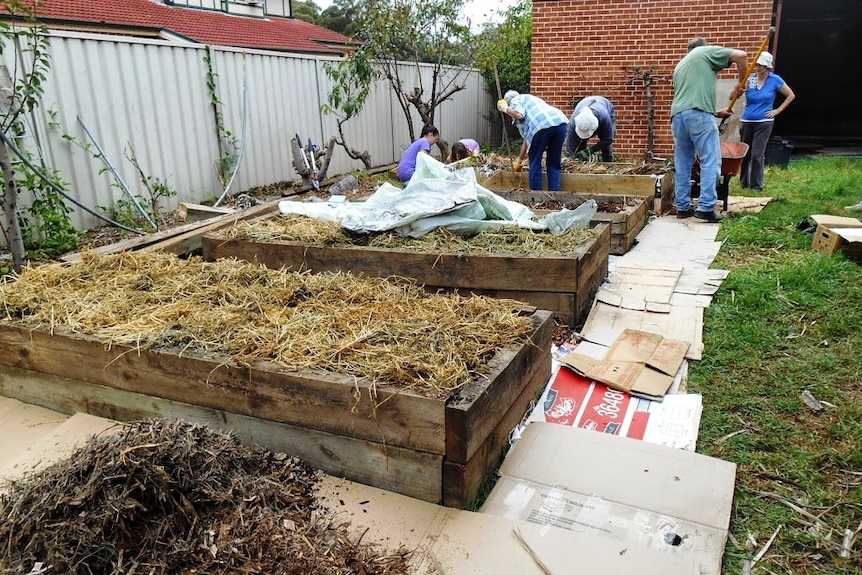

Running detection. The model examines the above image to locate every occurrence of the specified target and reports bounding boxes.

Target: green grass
[691,157,862,573]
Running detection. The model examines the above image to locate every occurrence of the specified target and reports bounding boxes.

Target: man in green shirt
[671,38,747,223]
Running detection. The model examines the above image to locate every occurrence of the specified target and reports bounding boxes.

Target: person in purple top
[739,51,796,191]
[446,138,480,163]
[397,125,439,183]
[565,96,616,162]
[497,90,568,191]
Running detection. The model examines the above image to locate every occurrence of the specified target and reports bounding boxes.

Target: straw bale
[0,251,534,399]
[0,419,410,575]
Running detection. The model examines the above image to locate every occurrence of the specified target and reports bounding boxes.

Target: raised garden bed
[481,169,674,215]
[0,253,554,508]
[201,218,610,327]
[489,191,649,255]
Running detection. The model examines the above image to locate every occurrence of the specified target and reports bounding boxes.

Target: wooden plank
[202,235,599,294]
[62,198,282,262]
[442,352,552,508]
[458,288,575,326]
[177,202,236,222]
[0,324,446,455]
[0,365,443,503]
[444,310,553,464]
[658,170,675,214]
[482,171,661,196]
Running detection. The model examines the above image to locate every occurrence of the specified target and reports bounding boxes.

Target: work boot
[676,209,694,219]
[694,210,723,223]
[845,200,862,212]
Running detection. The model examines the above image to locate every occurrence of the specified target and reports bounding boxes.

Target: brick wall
[531,0,774,159]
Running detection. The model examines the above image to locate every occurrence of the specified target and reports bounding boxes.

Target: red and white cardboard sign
[529,366,703,450]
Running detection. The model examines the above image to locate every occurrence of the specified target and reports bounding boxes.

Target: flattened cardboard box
[316,449,701,574]
[480,422,737,575]
[529,366,703,450]
[560,328,689,399]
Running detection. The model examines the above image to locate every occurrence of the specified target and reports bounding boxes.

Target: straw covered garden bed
[0,251,535,400]
[220,214,600,255]
[0,419,410,575]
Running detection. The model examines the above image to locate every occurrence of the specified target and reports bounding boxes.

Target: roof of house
[6,0,353,55]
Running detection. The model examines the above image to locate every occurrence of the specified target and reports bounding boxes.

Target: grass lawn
[692,157,862,573]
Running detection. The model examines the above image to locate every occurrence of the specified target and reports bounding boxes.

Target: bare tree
[348,0,473,147]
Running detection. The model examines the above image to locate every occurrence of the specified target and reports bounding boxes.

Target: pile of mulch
[223,215,599,257]
[0,251,534,399]
[524,197,637,214]
[0,419,410,575]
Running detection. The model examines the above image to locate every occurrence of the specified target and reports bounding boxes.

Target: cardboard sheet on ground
[277,153,597,237]
[671,268,730,307]
[597,263,682,312]
[560,328,689,399]
[315,472,700,574]
[314,422,733,575]
[727,195,773,213]
[529,365,702,450]
[581,301,705,360]
[601,262,727,310]
[624,215,724,270]
[481,423,736,575]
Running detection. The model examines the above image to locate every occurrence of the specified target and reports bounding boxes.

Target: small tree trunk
[0,135,26,272]
[645,72,655,160]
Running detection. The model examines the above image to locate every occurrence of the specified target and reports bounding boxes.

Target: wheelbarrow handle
[724,26,775,115]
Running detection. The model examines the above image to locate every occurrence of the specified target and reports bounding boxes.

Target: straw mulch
[223,216,599,256]
[0,251,534,399]
[0,419,410,575]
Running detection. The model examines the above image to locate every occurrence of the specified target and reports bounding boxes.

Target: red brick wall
[532,0,774,159]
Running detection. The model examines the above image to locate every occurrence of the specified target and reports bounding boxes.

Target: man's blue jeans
[528,123,566,191]
[672,109,721,212]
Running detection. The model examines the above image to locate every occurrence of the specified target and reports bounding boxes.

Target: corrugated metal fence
[2,30,495,233]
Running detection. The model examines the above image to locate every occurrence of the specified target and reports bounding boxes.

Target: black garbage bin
[765,137,794,167]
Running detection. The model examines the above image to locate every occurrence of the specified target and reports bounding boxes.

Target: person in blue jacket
[739,52,796,191]
[565,96,616,162]
[397,125,439,183]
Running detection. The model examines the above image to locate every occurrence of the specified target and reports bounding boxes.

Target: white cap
[503,90,519,103]
[756,51,773,68]
[574,107,599,139]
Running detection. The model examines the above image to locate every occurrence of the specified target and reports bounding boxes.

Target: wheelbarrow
[691,141,749,212]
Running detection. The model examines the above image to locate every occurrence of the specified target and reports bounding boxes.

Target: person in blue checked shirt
[497,90,568,191]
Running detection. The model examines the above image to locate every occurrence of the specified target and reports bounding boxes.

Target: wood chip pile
[0,419,410,575]
[223,215,599,257]
[0,252,534,398]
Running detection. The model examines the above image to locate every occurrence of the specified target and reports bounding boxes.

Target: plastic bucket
[765,137,794,167]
